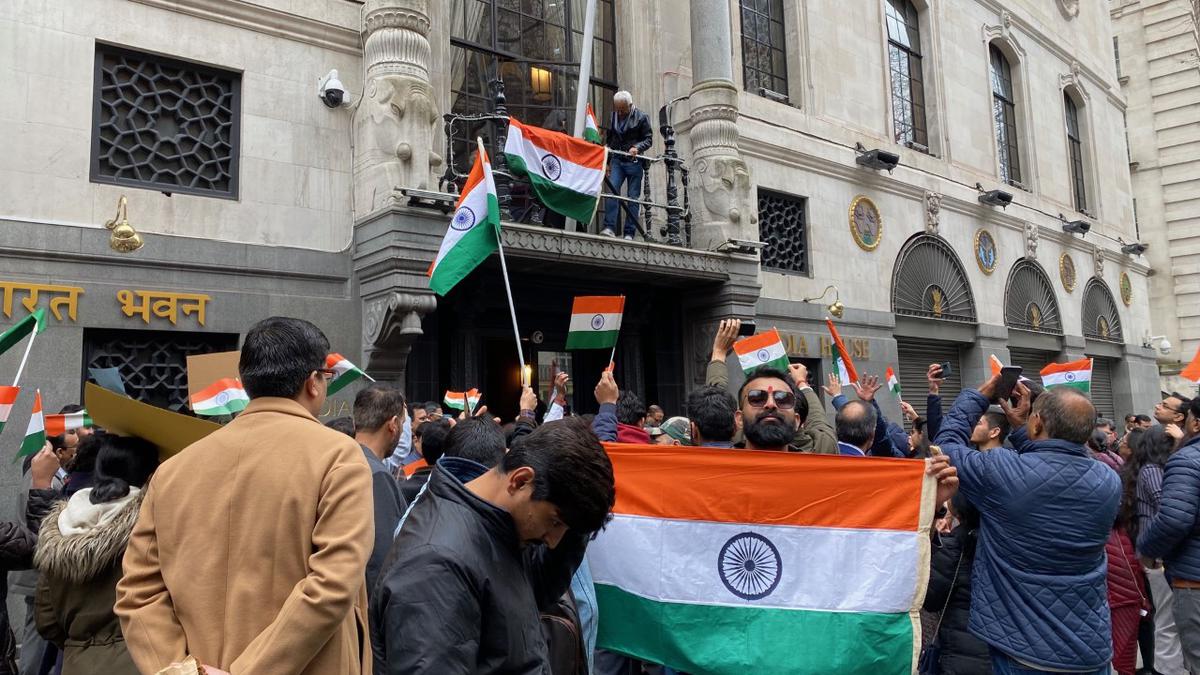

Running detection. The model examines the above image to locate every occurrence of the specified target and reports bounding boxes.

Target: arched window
[989,44,1022,186]
[1065,93,1087,212]
[885,0,927,150]
[892,234,977,323]
[1082,278,1123,343]
[1004,259,1063,335]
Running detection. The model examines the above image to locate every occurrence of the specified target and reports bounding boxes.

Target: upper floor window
[91,44,241,198]
[885,0,927,150]
[739,0,789,100]
[758,189,809,276]
[989,44,1023,187]
[1065,93,1087,212]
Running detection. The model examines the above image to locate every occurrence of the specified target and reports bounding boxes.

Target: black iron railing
[439,80,691,246]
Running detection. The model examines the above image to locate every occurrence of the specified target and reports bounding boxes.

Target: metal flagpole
[12,328,39,388]
[479,135,528,388]
[571,0,599,137]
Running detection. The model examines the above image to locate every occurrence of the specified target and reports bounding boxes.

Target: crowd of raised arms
[2,315,1199,675]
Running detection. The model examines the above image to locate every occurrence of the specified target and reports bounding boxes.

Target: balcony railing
[439,80,692,247]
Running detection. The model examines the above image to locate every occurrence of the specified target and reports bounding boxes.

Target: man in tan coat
[115,317,374,675]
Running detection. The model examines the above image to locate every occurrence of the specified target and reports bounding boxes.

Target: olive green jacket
[706,358,838,455]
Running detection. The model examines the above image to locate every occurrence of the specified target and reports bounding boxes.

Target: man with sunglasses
[117,317,374,675]
[734,366,812,452]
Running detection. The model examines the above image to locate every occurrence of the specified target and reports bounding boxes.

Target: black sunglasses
[745,389,796,410]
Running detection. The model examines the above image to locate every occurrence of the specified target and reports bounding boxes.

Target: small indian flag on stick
[566,296,625,350]
[0,308,47,358]
[504,116,608,223]
[429,141,501,296]
[443,389,481,412]
[17,390,44,460]
[191,378,249,417]
[44,410,92,436]
[326,353,374,396]
[584,103,601,144]
[826,318,860,384]
[1040,357,1093,393]
[886,366,901,397]
[0,386,18,435]
[832,357,851,386]
[990,354,1004,377]
[733,329,790,375]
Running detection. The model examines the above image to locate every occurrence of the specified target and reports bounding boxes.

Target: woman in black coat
[924,494,992,674]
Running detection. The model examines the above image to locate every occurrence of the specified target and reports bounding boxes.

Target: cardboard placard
[186,350,241,400]
[85,383,222,459]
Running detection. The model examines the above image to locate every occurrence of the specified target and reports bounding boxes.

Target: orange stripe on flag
[826,318,859,383]
[508,117,607,169]
[602,443,927,531]
[193,377,243,402]
[1039,358,1092,376]
[732,329,782,355]
[990,355,1004,377]
[572,296,625,315]
[1182,345,1200,382]
[0,386,17,406]
[403,458,428,477]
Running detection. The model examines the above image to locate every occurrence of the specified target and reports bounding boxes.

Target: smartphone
[738,320,758,337]
[995,366,1023,402]
[938,361,953,377]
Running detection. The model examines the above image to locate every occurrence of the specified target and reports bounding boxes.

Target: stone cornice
[129,0,362,55]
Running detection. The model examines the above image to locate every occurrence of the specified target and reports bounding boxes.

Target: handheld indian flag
[832,356,851,386]
[0,386,18,435]
[429,141,501,296]
[0,308,47,358]
[990,354,1004,377]
[326,353,374,396]
[443,389,481,412]
[17,390,44,460]
[1040,358,1093,393]
[44,410,93,436]
[593,444,935,673]
[504,116,608,223]
[190,378,249,417]
[584,103,602,144]
[566,296,625,350]
[733,329,790,375]
[887,366,901,397]
[1181,344,1200,382]
[826,318,860,384]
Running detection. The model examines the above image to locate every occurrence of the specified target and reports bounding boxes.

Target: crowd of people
[0,314,1197,675]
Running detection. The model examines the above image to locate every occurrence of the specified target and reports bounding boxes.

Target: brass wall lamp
[803,285,844,318]
[105,195,144,253]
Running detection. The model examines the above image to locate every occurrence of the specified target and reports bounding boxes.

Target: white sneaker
[600,228,616,237]
[623,234,634,241]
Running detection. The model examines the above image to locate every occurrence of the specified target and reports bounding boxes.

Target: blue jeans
[989,648,1108,674]
[603,159,643,236]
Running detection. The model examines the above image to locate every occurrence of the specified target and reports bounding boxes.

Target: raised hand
[711,319,741,361]
[852,375,882,402]
[999,382,1031,428]
[899,400,918,422]
[926,363,944,395]
[788,363,809,388]
[822,373,843,398]
[595,370,619,406]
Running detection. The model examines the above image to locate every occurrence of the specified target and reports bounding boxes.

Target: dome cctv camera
[1160,338,1172,355]
[318,69,351,108]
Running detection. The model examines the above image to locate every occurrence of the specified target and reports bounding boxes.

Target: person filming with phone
[933,370,1122,674]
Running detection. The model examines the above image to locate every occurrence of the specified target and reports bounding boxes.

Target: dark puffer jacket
[934,390,1121,671]
[1138,435,1200,581]
[0,522,35,675]
[924,498,991,674]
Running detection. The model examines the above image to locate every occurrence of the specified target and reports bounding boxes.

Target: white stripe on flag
[0,403,12,422]
[589,515,921,614]
[568,312,623,333]
[737,341,787,371]
[431,159,497,273]
[506,123,605,195]
[1042,371,1092,387]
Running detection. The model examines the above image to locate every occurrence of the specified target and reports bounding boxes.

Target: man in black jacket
[372,416,615,674]
[352,383,409,599]
[601,90,653,241]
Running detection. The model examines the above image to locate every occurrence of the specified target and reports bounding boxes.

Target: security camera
[1144,335,1172,355]
[977,189,1014,208]
[854,144,901,172]
[1161,338,1172,355]
[317,69,351,108]
[1062,219,1091,236]
[1120,241,1148,256]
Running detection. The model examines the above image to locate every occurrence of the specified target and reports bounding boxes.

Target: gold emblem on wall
[1120,272,1132,306]
[1097,316,1111,339]
[929,286,945,317]
[1059,253,1077,292]
[849,196,882,252]
[1028,303,1042,330]
[974,229,997,275]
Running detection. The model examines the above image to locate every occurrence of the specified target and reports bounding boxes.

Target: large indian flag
[429,142,501,296]
[592,444,934,673]
[566,296,625,350]
[733,329,790,375]
[1040,357,1093,393]
[504,116,608,222]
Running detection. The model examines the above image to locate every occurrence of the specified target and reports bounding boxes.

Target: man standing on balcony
[601,90,654,241]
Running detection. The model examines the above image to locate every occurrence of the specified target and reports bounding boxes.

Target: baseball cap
[659,416,693,445]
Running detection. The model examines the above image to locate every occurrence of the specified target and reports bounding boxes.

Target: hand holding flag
[733,329,790,374]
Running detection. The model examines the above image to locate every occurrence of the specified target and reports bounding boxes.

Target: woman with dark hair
[1125,427,1187,674]
[923,493,991,673]
[33,434,159,675]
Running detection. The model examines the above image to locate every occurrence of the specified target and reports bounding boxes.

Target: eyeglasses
[745,388,796,410]
[1157,401,1184,414]
[315,368,336,381]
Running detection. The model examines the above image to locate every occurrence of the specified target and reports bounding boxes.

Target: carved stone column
[362,291,438,386]
[353,0,444,219]
[686,0,755,251]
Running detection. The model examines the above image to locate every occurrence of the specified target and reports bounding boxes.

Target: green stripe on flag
[0,308,46,357]
[505,153,599,223]
[1046,381,1091,394]
[566,329,620,350]
[584,127,601,144]
[743,355,791,375]
[429,194,501,296]
[596,585,914,674]
[18,429,44,460]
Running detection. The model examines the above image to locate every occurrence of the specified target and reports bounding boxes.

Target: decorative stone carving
[982,12,1026,59]
[1024,221,1039,259]
[1093,245,1105,278]
[924,191,942,234]
[362,290,437,384]
[499,224,730,278]
[1058,62,1090,102]
[353,0,444,218]
[1056,0,1080,20]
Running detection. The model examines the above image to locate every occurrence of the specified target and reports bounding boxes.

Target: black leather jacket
[605,108,653,159]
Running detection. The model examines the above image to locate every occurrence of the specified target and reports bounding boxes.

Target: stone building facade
[0,0,1160,507]
[1111,0,1200,394]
